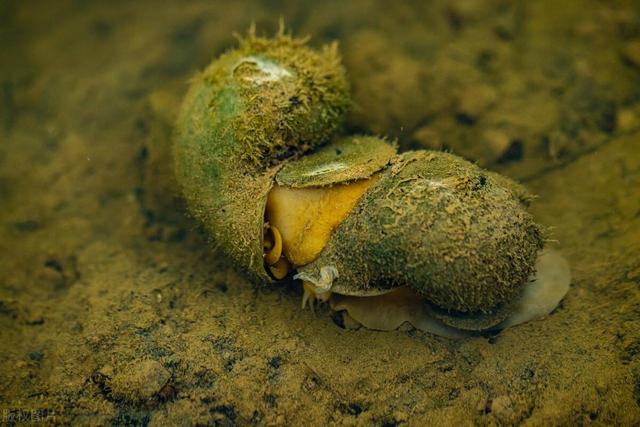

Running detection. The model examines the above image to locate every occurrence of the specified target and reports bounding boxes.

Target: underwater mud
[1,0,640,425]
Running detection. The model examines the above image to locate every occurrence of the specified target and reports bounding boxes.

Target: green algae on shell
[173,29,350,282]
[296,147,544,330]
[173,31,562,333]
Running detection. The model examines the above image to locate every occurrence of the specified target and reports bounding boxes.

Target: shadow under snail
[173,28,571,338]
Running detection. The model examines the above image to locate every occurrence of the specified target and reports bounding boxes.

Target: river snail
[173,29,571,338]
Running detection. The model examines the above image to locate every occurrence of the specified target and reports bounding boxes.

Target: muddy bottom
[1,1,640,425]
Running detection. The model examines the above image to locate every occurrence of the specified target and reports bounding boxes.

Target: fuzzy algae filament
[173,29,571,337]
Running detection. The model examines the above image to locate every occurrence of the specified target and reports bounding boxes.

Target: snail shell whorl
[174,33,349,281]
[298,150,544,328]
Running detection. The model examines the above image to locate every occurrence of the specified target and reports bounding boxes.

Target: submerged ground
[1,0,640,425]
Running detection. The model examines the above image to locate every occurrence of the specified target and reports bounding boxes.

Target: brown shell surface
[297,150,543,327]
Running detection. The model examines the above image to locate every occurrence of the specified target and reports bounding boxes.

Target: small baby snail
[173,29,571,338]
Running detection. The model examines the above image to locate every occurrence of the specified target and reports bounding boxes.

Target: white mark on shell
[233,56,293,84]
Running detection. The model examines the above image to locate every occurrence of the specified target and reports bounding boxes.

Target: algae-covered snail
[173,30,571,338]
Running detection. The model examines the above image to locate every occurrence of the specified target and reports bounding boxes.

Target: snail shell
[173,31,349,282]
[174,31,569,334]
[292,139,543,330]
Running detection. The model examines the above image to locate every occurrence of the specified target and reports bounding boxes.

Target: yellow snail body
[174,31,570,337]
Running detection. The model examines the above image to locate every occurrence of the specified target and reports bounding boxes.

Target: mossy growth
[174,29,545,329]
[297,146,544,329]
[173,28,349,282]
[197,26,350,169]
